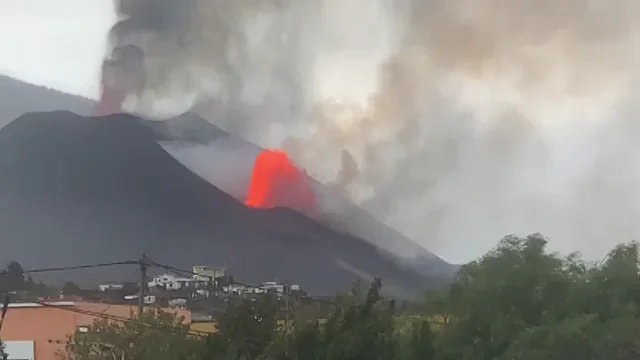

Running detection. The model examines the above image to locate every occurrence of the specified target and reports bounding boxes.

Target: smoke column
[108,0,640,263]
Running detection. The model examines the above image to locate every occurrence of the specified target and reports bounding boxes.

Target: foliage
[0,338,6,360]
[62,281,82,295]
[62,309,205,360]
[61,234,640,360]
[0,261,26,292]
[433,234,640,360]
[0,261,55,300]
[204,294,280,360]
[264,278,399,360]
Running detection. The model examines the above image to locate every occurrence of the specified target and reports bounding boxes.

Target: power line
[33,299,211,337]
[0,258,342,338]
[23,260,140,274]
[14,257,338,306]
[150,261,200,279]
[145,258,337,306]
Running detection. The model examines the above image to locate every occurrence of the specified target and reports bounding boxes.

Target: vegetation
[0,261,56,300]
[61,310,205,360]
[63,233,640,359]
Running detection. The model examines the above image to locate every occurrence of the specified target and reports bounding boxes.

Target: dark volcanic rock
[0,75,93,128]
[0,111,435,297]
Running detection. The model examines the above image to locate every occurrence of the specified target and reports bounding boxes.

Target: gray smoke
[108,0,640,263]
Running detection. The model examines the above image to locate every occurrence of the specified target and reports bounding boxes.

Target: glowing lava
[93,84,126,116]
[246,150,317,213]
[93,60,126,116]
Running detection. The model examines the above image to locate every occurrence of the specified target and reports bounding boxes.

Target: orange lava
[93,83,126,116]
[245,150,317,212]
[93,60,127,116]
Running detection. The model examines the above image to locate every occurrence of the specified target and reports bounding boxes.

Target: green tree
[205,294,279,360]
[268,278,404,360]
[0,261,26,292]
[432,234,640,360]
[433,234,584,359]
[62,309,204,360]
[61,281,82,296]
[0,338,7,360]
[496,242,640,360]
[6,262,24,278]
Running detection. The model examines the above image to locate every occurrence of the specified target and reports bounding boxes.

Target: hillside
[149,113,458,278]
[0,75,94,127]
[0,111,447,297]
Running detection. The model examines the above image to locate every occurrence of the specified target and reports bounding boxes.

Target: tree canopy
[0,261,54,299]
[61,309,205,360]
[63,234,640,360]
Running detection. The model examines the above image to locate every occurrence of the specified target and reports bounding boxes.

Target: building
[0,301,191,360]
[97,283,124,292]
[147,266,228,293]
[148,273,195,290]
[190,312,218,334]
[192,265,226,281]
[222,282,301,296]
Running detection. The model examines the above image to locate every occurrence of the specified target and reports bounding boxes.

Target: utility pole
[284,284,289,326]
[138,255,147,317]
[284,283,290,352]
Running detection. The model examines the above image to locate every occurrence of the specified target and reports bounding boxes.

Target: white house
[261,282,300,294]
[98,283,124,292]
[148,274,194,290]
[262,282,284,294]
[221,282,301,295]
[124,294,157,304]
[222,284,247,294]
[192,265,226,282]
[168,298,188,308]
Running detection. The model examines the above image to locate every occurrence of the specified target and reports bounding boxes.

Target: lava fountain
[246,150,317,215]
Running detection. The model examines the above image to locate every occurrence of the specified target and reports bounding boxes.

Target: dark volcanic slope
[0,75,93,128]
[143,113,458,278]
[0,111,431,297]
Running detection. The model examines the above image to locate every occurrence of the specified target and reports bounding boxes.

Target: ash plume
[107,0,640,263]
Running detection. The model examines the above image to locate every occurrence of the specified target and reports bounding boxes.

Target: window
[4,341,34,360]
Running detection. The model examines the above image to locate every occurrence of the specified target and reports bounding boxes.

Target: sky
[0,0,115,99]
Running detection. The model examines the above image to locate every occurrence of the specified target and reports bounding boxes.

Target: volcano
[154,113,457,279]
[0,74,93,128]
[0,110,449,297]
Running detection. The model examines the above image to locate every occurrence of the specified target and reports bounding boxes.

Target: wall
[190,322,218,334]
[0,304,76,360]
[0,302,191,360]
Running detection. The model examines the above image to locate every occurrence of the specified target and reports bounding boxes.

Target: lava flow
[93,59,127,116]
[246,150,317,214]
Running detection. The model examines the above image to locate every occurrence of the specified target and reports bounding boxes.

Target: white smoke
[112,0,640,263]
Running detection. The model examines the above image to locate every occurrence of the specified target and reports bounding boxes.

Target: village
[0,262,309,360]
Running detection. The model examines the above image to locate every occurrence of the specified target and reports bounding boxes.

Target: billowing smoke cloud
[108,0,640,263]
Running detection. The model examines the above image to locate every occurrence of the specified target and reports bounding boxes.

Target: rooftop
[0,301,75,309]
